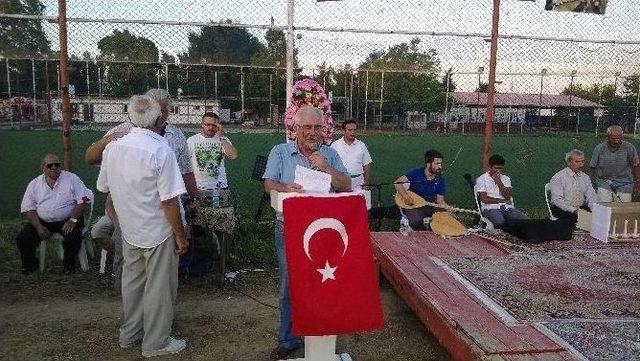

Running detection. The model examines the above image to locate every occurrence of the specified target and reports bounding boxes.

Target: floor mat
[443,247,640,321]
[542,320,640,361]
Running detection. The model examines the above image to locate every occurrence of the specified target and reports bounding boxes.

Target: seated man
[475,154,528,227]
[16,154,92,274]
[90,194,123,290]
[395,149,447,230]
[550,149,597,223]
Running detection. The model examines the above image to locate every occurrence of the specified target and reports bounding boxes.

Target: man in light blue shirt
[262,105,351,360]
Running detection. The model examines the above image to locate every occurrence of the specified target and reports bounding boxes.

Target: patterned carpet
[444,246,640,321]
[543,320,640,361]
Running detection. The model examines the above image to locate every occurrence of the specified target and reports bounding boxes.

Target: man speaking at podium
[263,105,351,359]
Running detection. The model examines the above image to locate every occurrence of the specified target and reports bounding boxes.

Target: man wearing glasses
[262,105,351,360]
[16,153,92,274]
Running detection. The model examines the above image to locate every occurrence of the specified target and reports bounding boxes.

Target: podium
[270,189,372,212]
[270,190,371,361]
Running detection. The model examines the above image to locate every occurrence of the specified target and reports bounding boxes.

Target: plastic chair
[544,183,558,221]
[38,190,95,272]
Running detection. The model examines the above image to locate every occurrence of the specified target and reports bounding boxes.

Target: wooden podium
[270,190,371,361]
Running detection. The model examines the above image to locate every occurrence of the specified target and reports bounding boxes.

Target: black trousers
[404,206,438,231]
[550,205,590,225]
[16,217,84,272]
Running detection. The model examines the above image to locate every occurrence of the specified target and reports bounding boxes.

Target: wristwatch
[69,218,78,223]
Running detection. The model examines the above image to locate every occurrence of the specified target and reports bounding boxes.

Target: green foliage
[93,29,160,97]
[358,38,447,115]
[179,21,265,65]
[244,29,294,117]
[97,29,159,62]
[0,0,51,58]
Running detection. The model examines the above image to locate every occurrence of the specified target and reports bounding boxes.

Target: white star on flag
[316,260,338,283]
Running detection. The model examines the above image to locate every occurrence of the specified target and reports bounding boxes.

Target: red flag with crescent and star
[284,194,384,335]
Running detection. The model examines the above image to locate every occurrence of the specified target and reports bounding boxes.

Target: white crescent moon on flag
[302,218,349,260]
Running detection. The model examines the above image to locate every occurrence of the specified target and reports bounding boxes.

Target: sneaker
[141,338,186,358]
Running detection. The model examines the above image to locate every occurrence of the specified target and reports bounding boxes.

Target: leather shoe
[269,345,299,360]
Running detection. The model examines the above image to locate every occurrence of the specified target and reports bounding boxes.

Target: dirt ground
[0,242,450,361]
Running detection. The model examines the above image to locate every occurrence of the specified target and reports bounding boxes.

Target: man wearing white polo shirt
[475,154,528,227]
[331,120,372,190]
[16,153,92,274]
[97,95,189,358]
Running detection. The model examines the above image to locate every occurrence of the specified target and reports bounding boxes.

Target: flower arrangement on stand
[284,77,334,144]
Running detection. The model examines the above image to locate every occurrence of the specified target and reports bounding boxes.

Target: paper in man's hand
[294,164,332,194]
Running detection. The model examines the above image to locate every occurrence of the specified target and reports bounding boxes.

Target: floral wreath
[284,77,334,144]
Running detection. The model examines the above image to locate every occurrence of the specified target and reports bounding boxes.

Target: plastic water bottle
[211,190,220,207]
[399,218,410,237]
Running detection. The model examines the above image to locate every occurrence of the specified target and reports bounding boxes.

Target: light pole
[570,70,578,133]
[477,66,484,122]
[444,69,451,134]
[538,68,547,125]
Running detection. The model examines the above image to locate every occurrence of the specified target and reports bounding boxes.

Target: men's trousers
[119,236,178,352]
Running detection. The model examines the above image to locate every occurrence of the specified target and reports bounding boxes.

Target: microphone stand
[363,180,413,230]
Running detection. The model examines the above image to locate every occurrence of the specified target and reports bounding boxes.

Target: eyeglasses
[45,162,62,169]
[298,124,325,131]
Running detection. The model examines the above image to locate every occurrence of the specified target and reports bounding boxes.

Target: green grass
[2,129,636,221]
[3,129,638,266]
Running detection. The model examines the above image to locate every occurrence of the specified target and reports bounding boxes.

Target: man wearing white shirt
[187,112,238,190]
[97,95,189,358]
[550,149,597,223]
[475,154,528,227]
[16,154,92,274]
[331,120,372,190]
[85,88,198,291]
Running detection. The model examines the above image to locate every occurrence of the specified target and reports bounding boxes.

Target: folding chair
[251,155,270,222]
[464,173,494,230]
[544,183,558,221]
[38,189,95,272]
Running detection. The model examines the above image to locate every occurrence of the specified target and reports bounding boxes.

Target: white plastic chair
[38,190,95,272]
[544,183,558,221]
[472,184,495,230]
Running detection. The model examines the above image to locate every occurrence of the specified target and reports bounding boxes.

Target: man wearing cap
[331,119,372,191]
[394,149,447,230]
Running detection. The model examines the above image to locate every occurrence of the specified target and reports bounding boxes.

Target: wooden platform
[372,231,582,361]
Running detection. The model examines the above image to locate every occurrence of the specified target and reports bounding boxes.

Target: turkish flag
[284,195,384,335]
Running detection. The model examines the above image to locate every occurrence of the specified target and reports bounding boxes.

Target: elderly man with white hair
[97,94,189,358]
[262,105,351,360]
[550,149,598,223]
[85,88,198,290]
[588,125,640,202]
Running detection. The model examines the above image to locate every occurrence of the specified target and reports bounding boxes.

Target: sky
[19,0,640,92]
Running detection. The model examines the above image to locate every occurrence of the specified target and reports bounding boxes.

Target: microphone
[606,179,618,193]
[310,141,321,152]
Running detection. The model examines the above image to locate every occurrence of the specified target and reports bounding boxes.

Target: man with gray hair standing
[97,94,189,357]
[550,149,597,223]
[85,88,198,290]
[588,125,640,202]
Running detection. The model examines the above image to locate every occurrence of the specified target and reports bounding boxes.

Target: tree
[96,30,160,96]
[245,29,297,119]
[97,29,159,62]
[0,0,52,58]
[176,21,265,111]
[476,82,489,93]
[358,38,446,117]
[179,21,265,65]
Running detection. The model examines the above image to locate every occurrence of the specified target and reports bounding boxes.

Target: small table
[191,205,237,287]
